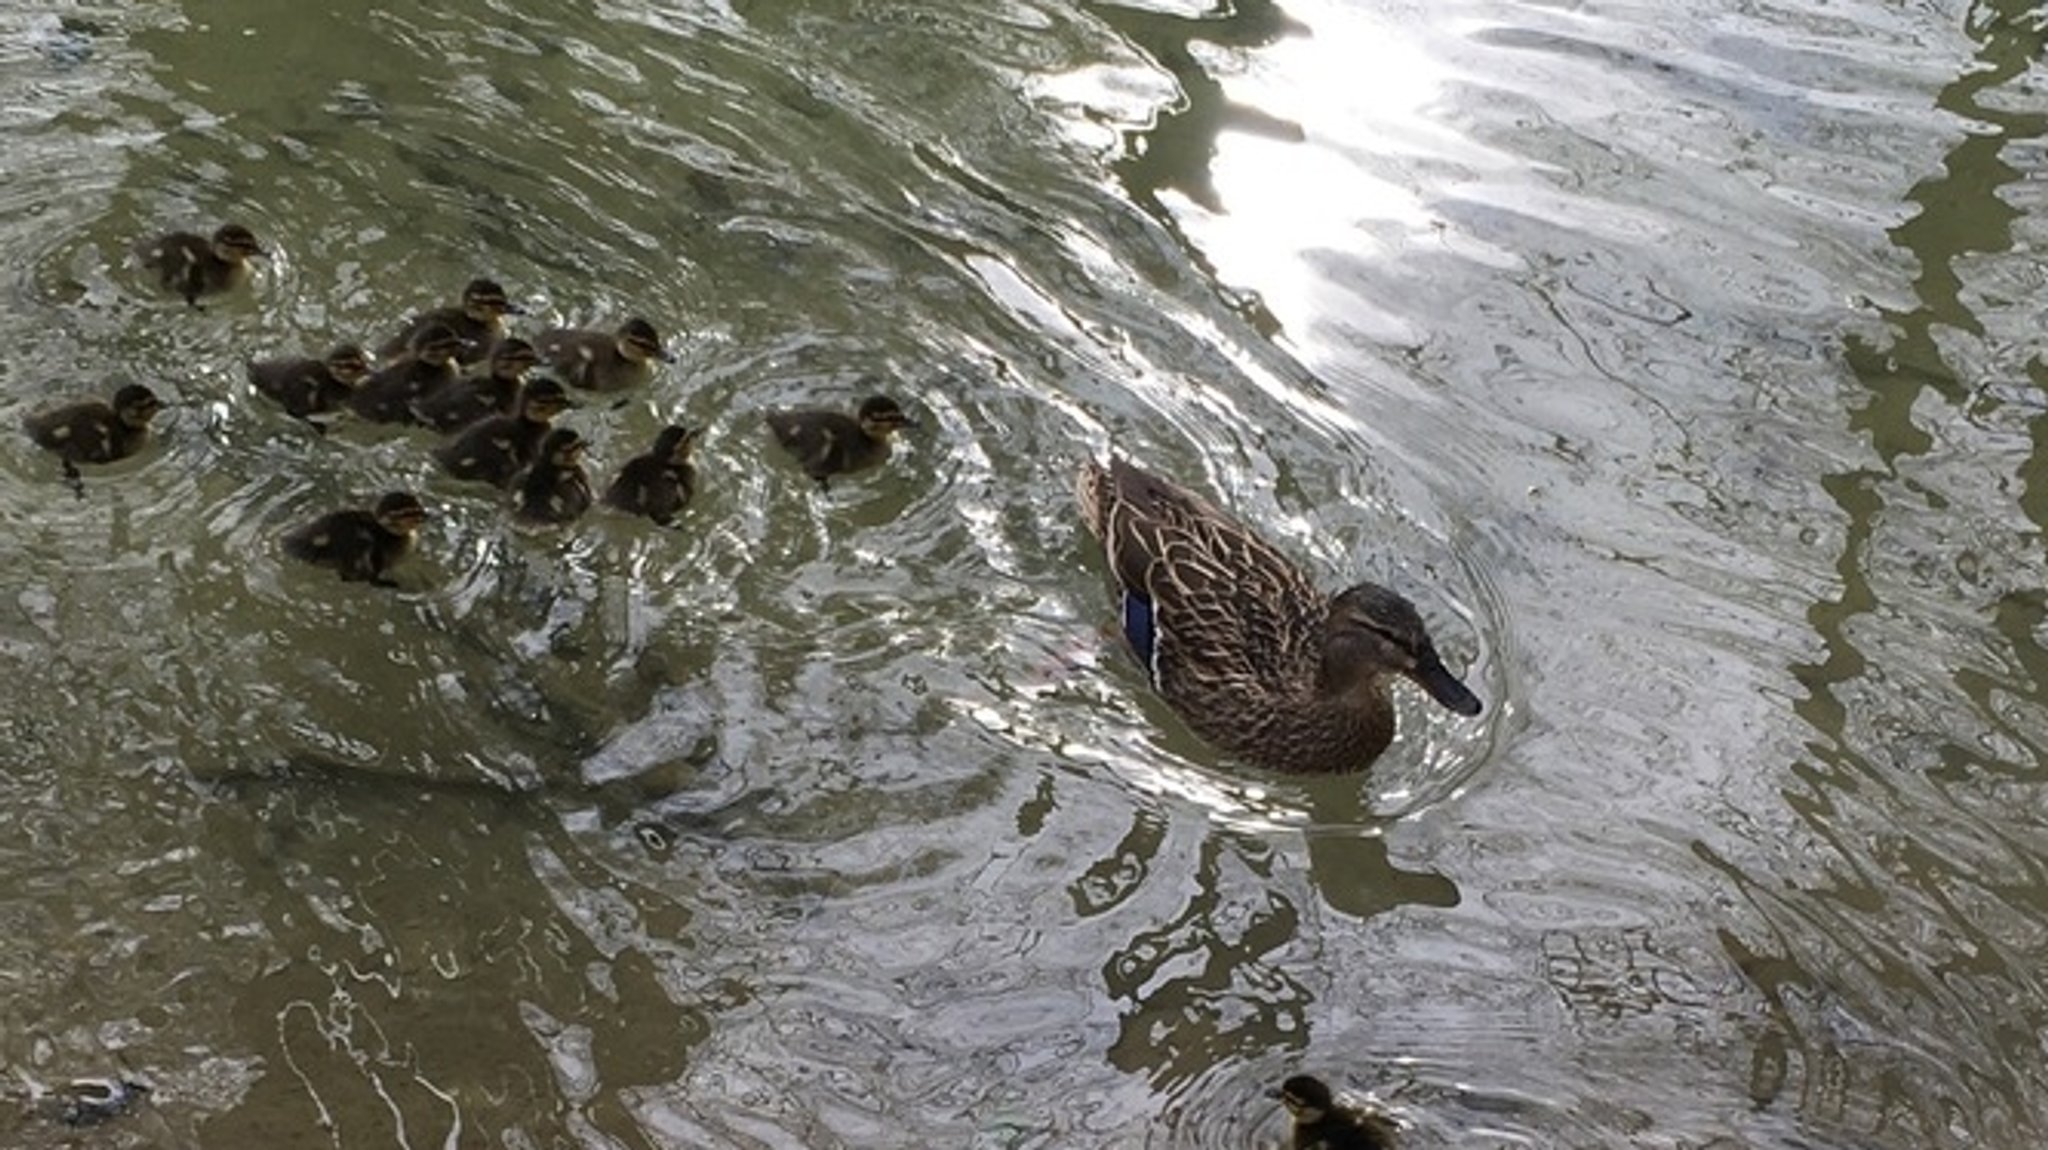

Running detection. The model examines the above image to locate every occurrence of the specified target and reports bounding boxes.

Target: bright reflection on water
[1,0,2045,1146]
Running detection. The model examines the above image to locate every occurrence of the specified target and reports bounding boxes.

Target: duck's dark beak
[501,301,528,316]
[1411,653,1482,716]
[1264,1087,1283,1101]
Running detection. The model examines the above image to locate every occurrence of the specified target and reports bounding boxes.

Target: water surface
[2,0,2045,1147]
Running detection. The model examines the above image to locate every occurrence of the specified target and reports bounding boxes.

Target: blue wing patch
[1120,590,1161,687]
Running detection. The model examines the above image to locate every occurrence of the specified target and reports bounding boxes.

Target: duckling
[136,222,265,308]
[510,427,593,526]
[535,316,675,392]
[602,424,698,526]
[766,394,918,490]
[282,491,429,587]
[412,337,536,432]
[433,377,576,488]
[346,323,463,424]
[377,277,523,365]
[246,344,370,425]
[1269,1076,1398,1150]
[24,383,165,486]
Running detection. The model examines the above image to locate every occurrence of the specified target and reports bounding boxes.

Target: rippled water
[3,0,2045,1146]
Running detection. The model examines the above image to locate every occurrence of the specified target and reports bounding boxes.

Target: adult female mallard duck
[534,316,675,391]
[346,323,463,424]
[377,277,523,365]
[136,223,265,308]
[509,427,593,526]
[281,491,429,587]
[1075,457,1481,774]
[432,377,576,487]
[24,383,166,484]
[412,337,536,432]
[766,394,917,490]
[1269,1076,1398,1150]
[246,344,370,424]
[602,424,698,526]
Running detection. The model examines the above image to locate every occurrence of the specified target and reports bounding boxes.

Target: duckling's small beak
[894,416,921,430]
[1264,1087,1284,1101]
[501,301,527,316]
[249,245,270,258]
[656,348,677,363]
[1411,653,1483,716]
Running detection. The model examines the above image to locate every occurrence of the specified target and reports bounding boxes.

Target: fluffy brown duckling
[246,344,370,425]
[432,377,576,488]
[510,427,593,526]
[1269,1076,1398,1150]
[136,223,265,308]
[24,383,166,486]
[535,316,675,392]
[602,424,698,526]
[412,337,537,432]
[766,394,917,490]
[346,323,463,424]
[281,491,429,588]
[377,277,523,365]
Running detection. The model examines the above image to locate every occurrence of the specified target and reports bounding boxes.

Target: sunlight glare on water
[2,0,2047,1147]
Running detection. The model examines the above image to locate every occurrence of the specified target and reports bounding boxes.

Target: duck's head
[113,384,166,427]
[461,278,523,321]
[373,491,429,535]
[323,345,371,386]
[856,394,918,439]
[211,224,266,263]
[652,423,699,463]
[410,323,464,366]
[489,338,538,381]
[617,317,676,364]
[539,426,586,466]
[518,378,577,422]
[1321,583,1482,716]
[1268,1075,1335,1123]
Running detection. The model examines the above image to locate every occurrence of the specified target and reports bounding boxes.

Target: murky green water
[3,0,2045,1146]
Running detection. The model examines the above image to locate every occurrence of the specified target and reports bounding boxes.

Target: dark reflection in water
[1083,0,1304,338]
[1707,0,2048,1144]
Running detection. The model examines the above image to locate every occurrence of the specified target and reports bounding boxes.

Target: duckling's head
[1321,584,1482,716]
[460,278,523,320]
[410,323,464,366]
[617,317,676,364]
[323,345,371,385]
[372,491,429,535]
[519,378,577,421]
[211,224,266,263]
[539,427,586,466]
[1269,1075,1335,1123]
[652,423,699,463]
[113,384,165,427]
[855,395,918,439]
[489,338,538,381]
